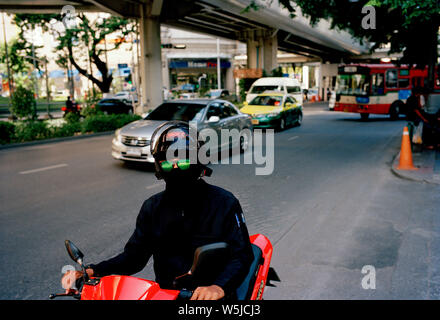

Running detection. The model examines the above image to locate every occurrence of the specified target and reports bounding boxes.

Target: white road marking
[288,136,299,141]
[19,163,68,175]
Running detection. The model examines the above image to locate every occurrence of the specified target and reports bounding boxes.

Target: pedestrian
[66,96,73,112]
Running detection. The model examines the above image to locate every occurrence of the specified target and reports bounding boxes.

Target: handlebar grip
[177,289,193,300]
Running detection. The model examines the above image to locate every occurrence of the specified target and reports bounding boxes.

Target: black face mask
[162,166,201,196]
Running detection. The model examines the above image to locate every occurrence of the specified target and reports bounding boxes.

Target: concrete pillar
[139,0,163,114]
[245,29,277,74]
[263,33,277,73]
[246,39,259,69]
[225,65,235,93]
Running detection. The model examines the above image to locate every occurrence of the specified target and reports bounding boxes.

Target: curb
[0,130,114,150]
[391,151,440,185]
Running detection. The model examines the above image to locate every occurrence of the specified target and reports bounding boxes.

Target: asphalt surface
[1,102,439,300]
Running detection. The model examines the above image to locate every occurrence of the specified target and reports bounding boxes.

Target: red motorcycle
[50,234,279,300]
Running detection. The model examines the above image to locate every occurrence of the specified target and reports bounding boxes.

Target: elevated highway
[1,0,370,110]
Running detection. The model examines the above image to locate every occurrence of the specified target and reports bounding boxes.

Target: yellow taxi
[240,93,303,130]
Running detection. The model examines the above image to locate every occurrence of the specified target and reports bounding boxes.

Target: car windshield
[250,85,280,94]
[250,95,283,106]
[336,74,370,96]
[146,103,206,121]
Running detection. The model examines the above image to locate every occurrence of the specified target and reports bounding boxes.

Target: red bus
[332,64,440,120]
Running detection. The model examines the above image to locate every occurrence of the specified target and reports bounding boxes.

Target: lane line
[288,136,299,141]
[19,163,68,175]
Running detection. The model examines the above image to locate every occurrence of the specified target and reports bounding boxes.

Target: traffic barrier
[397,126,417,170]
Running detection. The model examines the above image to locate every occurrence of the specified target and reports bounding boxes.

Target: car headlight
[115,129,122,142]
[265,112,280,118]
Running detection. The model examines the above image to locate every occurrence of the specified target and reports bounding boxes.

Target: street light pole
[217,38,221,90]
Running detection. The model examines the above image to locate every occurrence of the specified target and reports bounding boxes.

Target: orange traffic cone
[397,126,417,170]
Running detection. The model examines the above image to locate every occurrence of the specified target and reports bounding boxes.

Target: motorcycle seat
[236,244,263,300]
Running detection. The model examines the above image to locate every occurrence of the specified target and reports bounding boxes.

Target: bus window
[336,74,369,96]
[386,69,398,88]
[372,73,384,95]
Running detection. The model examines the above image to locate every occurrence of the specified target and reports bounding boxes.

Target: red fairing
[81,275,179,300]
[249,234,273,300]
[79,234,272,300]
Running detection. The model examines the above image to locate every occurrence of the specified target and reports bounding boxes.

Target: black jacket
[90,179,253,295]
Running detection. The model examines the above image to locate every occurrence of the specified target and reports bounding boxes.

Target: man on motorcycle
[62,121,254,300]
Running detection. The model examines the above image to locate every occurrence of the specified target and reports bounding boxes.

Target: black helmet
[150,121,212,181]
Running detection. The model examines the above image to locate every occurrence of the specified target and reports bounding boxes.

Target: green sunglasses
[160,159,191,172]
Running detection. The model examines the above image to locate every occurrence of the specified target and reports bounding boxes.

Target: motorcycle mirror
[191,242,228,275]
[65,240,84,265]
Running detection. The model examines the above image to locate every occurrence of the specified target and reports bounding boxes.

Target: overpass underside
[0,0,364,111]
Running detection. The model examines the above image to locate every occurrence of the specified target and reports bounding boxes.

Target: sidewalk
[0,111,63,122]
[392,149,440,185]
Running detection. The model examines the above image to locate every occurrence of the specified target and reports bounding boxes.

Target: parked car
[240,92,303,130]
[96,98,133,114]
[179,92,198,99]
[246,77,303,105]
[112,99,253,163]
[114,91,138,104]
[209,89,229,98]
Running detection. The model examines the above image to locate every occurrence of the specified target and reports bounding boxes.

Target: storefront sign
[169,60,231,69]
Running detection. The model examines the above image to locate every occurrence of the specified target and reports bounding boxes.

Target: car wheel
[296,113,303,126]
[360,113,369,121]
[278,117,286,131]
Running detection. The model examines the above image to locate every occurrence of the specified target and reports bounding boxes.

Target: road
[1,103,439,300]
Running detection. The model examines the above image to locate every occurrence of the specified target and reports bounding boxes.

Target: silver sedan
[112,99,253,163]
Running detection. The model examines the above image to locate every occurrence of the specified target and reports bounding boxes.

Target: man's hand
[61,269,94,294]
[190,285,225,300]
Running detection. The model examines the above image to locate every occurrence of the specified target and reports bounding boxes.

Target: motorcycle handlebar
[177,289,193,300]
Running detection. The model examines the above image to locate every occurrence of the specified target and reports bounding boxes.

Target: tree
[247,0,439,91]
[11,86,37,120]
[0,38,31,74]
[13,13,135,94]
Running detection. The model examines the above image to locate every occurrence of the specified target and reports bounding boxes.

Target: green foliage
[11,86,37,119]
[64,111,80,124]
[51,121,81,138]
[0,38,30,74]
[80,105,101,118]
[238,78,256,102]
[1,104,141,144]
[13,13,135,93]
[81,114,141,133]
[14,120,50,142]
[0,121,15,144]
[246,1,439,71]
[198,86,210,97]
